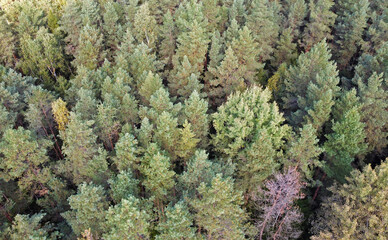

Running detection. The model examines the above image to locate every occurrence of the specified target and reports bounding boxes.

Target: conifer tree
[176,120,199,162]
[59,112,109,185]
[230,26,261,84]
[140,144,175,216]
[203,0,222,32]
[312,160,388,239]
[246,0,280,62]
[301,0,336,51]
[207,46,246,106]
[154,111,180,160]
[108,170,139,204]
[73,88,98,122]
[272,28,298,68]
[0,15,16,67]
[2,213,59,240]
[72,24,105,70]
[104,195,151,240]
[282,0,307,40]
[62,182,108,238]
[52,98,70,132]
[183,90,209,148]
[159,11,177,67]
[102,1,124,60]
[192,174,249,239]
[168,55,203,101]
[133,2,158,49]
[155,201,196,240]
[95,102,120,151]
[283,40,340,131]
[113,133,140,172]
[286,124,323,184]
[323,106,368,182]
[334,0,369,69]
[357,73,388,152]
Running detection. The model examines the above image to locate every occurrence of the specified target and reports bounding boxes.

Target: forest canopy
[0,0,387,239]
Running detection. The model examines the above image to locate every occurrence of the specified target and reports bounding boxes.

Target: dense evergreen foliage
[0,0,386,239]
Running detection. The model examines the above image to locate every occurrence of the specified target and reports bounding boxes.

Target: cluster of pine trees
[0,0,387,239]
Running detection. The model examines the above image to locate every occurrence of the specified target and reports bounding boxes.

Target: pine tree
[272,28,298,68]
[334,0,369,69]
[176,120,199,162]
[108,170,139,204]
[230,26,261,84]
[113,133,140,172]
[203,0,222,32]
[323,106,368,182]
[0,128,51,193]
[52,98,70,132]
[95,102,121,151]
[102,0,124,60]
[282,0,307,40]
[301,0,336,51]
[168,55,203,101]
[192,174,249,239]
[286,124,323,185]
[104,195,151,240]
[207,46,246,106]
[140,144,175,216]
[62,182,108,238]
[73,88,98,122]
[283,40,340,131]
[183,90,209,148]
[311,160,388,239]
[246,0,280,62]
[357,73,388,152]
[72,24,105,70]
[59,112,109,185]
[155,201,196,240]
[0,15,16,67]
[172,20,210,76]
[154,111,180,160]
[2,213,59,240]
[133,2,158,49]
[159,11,177,67]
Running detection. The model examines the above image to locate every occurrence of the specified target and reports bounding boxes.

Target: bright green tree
[323,105,368,182]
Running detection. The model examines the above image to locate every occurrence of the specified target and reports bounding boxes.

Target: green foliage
[108,170,139,203]
[155,201,196,240]
[133,2,158,49]
[323,100,368,182]
[104,195,151,240]
[59,112,109,185]
[62,182,108,238]
[312,160,388,239]
[283,40,340,131]
[192,174,250,239]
